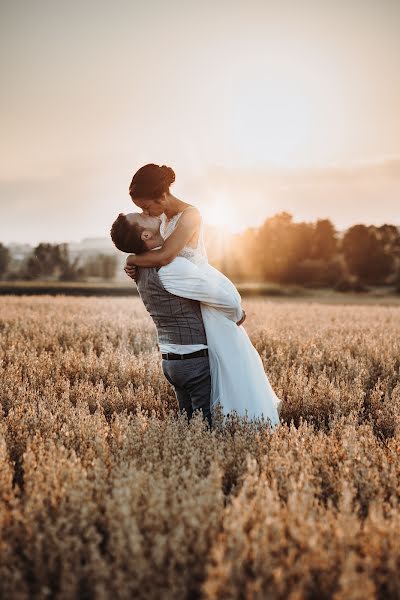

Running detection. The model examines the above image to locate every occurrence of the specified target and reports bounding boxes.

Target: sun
[200,198,238,233]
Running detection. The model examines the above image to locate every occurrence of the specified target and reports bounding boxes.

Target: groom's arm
[157,257,243,323]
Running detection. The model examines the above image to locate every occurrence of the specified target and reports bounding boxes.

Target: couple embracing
[111,163,281,429]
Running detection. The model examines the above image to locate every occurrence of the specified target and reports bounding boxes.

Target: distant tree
[25,243,57,278]
[99,254,117,280]
[25,243,83,281]
[0,243,10,279]
[310,219,337,260]
[342,225,394,284]
[83,254,118,280]
[292,257,344,287]
[376,224,400,283]
[57,244,84,281]
[376,224,400,253]
[257,212,294,282]
[256,212,315,283]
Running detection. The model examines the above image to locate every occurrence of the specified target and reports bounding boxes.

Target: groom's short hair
[110,213,147,254]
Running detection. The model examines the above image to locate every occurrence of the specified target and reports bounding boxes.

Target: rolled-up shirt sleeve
[158,257,243,322]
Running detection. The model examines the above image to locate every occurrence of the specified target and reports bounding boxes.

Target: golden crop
[1,296,400,600]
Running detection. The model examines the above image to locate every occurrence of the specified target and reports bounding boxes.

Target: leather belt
[161,349,209,360]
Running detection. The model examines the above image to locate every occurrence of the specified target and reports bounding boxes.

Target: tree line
[1,213,399,289]
[210,212,400,291]
[0,243,118,282]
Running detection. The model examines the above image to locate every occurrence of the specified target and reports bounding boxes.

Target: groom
[110,212,245,428]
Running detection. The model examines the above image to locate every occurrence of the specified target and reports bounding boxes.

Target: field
[1,296,400,599]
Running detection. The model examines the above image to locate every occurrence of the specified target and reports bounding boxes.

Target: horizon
[4,201,399,248]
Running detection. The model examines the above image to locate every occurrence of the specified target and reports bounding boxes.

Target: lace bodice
[160,210,208,267]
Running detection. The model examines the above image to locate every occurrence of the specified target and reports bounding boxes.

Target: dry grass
[1,296,400,600]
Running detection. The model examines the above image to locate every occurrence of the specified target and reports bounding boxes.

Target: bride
[125,163,281,427]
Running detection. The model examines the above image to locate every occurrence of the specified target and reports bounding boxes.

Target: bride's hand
[124,255,137,280]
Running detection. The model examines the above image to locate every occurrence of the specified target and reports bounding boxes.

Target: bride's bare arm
[125,207,200,268]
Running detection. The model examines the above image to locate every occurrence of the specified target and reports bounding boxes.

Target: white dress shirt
[156,257,243,354]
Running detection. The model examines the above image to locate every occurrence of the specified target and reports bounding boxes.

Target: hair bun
[160,164,175,186]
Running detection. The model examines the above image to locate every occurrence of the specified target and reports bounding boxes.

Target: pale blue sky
[1,0,400,243]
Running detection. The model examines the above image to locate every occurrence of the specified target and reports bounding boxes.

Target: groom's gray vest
[135,267,207,347]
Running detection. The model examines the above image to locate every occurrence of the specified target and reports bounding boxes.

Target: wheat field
[1,296,400,600]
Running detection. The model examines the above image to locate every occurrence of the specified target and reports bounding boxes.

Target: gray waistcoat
[135,267,207,346]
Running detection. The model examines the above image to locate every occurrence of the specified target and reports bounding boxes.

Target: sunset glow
[201,192,240,232]
[1,1,400,243]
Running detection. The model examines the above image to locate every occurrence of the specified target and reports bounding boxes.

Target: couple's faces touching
[125,193,165,245]
[125,212,161,234]
[133,194,166,217]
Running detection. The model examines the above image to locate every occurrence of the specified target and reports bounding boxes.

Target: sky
[1,0,400,244]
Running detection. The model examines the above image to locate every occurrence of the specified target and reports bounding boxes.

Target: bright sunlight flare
[201,196,239,232]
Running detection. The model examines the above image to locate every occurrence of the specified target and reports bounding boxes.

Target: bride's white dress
[160,211,281,427]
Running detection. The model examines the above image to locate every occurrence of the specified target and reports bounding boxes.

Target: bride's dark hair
[129,163,175,200]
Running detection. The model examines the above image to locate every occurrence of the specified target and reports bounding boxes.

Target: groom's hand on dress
[236,310,246,326]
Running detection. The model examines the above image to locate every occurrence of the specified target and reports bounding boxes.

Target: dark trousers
[162,356,212,428]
